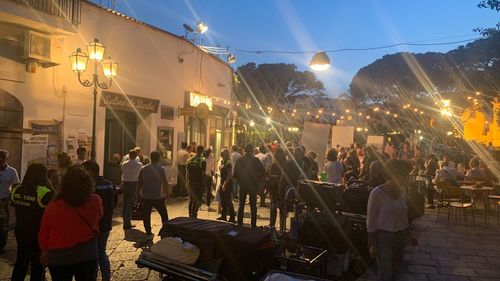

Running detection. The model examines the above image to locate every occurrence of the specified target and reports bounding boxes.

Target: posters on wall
[22,134,49,167]
[300,121,331,173]
[331,126,354,148]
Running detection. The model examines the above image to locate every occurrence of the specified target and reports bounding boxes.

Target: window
[161,105,174,120]
[157,126,174,165]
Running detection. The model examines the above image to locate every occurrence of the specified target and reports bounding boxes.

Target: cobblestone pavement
[2,198,500,280]
[0,197,272,281]
[358,208,500,281]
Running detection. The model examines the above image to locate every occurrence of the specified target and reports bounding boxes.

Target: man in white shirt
[0,149,20,227]
[121,149,143,229]
[176,142,190,197]
[230,145,242,199]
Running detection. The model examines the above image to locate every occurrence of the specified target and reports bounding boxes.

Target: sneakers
[216,217,226,221]
[123,224,136,230]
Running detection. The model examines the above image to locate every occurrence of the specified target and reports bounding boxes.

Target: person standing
[269,148,286,228]
[230,145,242,199]
[216,148,235,222]
[280,147,310,232]
[39,166,103,281]
[367,159,412,281]
[256,145,271,207]
[82,161,114,281]
[0,149,20,228]
[74,147,87,165]
[138,151,169,238]
[234,143,265,228]
[135,146,151,165]
[186,145,206,218]
[121,149,143,230]
[203,149,215,209]
[10,163,53,281]
[324,149,344,185]
[176,142,190,197]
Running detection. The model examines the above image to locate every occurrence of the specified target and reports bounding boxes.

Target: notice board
[331,126,354,148]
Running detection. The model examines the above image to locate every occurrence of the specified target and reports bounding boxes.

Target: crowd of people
[0,137,496,281]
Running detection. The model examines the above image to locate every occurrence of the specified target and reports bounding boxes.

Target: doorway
[0,90,23,173]
[103,109,136,184]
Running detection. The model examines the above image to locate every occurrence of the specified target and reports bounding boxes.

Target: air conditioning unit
[21,30,60,68]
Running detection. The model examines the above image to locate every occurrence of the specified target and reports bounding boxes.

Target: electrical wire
[232,37,483,55]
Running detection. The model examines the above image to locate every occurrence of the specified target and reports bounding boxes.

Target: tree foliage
[233,63,325,106]
[349,34,500,105]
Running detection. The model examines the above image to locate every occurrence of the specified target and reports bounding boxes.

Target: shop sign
[188,91,213,111]
[100,91,160,113]
[178,107,195,116]
[31,123,60,134]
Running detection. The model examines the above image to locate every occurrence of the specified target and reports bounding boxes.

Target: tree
[233,63,325,107]
[349,34,500,105]
[476,0,500,37]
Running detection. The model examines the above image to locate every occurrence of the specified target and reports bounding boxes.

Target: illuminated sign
[189,92,213,111]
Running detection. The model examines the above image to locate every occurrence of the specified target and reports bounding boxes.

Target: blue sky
[98,0,499,97]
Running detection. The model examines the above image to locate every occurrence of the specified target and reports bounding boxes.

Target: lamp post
[69,38,117,161]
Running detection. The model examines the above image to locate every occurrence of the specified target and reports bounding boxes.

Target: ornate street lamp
[69,38,118,161]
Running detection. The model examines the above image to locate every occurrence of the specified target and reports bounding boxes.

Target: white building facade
[0,0,234,182]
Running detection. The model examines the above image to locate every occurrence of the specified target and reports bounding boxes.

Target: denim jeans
[376,229,407,281]
[96,231,110,281]
[122,181,137,228]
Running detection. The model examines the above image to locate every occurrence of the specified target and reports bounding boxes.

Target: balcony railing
[9,0,81,25]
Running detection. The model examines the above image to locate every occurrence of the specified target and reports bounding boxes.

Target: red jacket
[39,194,103,251]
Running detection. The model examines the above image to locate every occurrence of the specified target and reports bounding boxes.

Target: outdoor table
[460,185,494,225]
[458,181,484,186]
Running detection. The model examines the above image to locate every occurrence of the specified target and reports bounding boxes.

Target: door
[0,90,23,174]
[103,109,136,184]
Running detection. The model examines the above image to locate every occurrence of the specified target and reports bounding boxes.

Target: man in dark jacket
[186,145,206,218]
[234,143,265,227]
[82,161,115,281]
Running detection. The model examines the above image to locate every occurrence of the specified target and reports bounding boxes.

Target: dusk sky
[96,0,499,97]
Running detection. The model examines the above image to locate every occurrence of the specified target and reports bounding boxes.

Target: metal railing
[9,0,81,25]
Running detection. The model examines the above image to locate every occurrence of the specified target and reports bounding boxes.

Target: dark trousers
[49,259,98,281]
[177,165,187,197]
[11,238,44,281]
[237,185,257,227]
[220,187,235,221]
[96,232,110,281]
[425,177,435,205]
[269,186,279,228]
[188,184,203,218]
[0,198,9,226]
[376,230,407,281]
[122,181,137,228]
[206,175,213,207]
[143,198,169,234]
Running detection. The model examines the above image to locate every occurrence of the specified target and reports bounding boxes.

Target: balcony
[7,0,81,24]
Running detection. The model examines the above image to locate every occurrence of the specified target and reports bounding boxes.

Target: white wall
[0,1,233,171]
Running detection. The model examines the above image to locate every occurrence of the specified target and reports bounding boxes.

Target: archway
[0,90,23,173]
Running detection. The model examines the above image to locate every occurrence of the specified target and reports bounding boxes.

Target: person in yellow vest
[10,163,53,281]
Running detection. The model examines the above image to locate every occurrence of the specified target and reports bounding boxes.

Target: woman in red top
[39,166,103,281]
